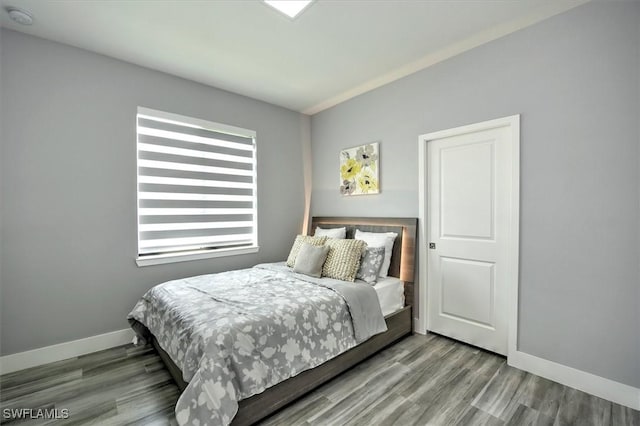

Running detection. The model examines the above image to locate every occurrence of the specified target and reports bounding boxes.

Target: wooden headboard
[309,217,418,306]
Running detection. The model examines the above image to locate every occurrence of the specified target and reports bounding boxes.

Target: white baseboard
[509,350,640,410]
[0,328,134,375]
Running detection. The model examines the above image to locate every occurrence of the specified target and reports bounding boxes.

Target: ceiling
[0,0,587,114]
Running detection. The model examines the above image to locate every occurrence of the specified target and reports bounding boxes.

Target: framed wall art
[339,142,379,196]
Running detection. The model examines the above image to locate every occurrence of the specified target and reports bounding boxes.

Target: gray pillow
[286,235,327,267]
[355,230,397,278]
[356,246,386,284]
[293,243,330,278]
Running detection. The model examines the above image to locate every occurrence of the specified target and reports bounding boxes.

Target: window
[136,107,257,266]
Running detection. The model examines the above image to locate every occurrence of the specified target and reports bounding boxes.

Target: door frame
[417,115,520,359]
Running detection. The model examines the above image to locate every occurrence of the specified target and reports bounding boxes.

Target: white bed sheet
[355,276,404,316]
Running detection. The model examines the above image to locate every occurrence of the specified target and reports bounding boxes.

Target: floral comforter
[127,262,387,425]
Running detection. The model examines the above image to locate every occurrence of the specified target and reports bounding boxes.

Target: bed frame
[151,216,417,425]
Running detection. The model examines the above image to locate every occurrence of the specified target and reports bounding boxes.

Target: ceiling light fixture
[263,0,313,19]
[5,6,33,25]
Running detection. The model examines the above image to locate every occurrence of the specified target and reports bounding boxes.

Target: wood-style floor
[1,333,638,425]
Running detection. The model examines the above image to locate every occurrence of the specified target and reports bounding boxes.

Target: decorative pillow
[286,235,327,267]
[356,246,386,284]
[354,230,398,277]
[322,238,367,282]
[294,243,330,278]
[314,226,347,239]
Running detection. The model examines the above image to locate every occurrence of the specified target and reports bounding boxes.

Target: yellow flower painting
[357,173,378,193]
[340,158,362,181]
[339,142,379,196]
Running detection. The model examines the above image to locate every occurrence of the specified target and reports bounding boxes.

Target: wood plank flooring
[1,333,638,425]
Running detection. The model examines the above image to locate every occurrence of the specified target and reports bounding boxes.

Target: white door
[425,120,516,355]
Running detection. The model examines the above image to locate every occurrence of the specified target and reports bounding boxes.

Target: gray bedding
[127,262,386,425]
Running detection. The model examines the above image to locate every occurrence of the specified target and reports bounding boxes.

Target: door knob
[429,243,436,249]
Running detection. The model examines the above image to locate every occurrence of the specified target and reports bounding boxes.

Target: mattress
[358,276,404,316]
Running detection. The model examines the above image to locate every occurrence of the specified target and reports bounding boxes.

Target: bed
[128,217,417,425]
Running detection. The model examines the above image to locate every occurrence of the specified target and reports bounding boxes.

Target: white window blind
[136,107,257,262]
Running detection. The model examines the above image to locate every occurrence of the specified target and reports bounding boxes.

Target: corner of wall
[300,114,312,234]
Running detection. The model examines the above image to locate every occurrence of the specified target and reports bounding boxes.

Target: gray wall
[0,30,4,350]
[0,30,308,355]
[311,2,640,387]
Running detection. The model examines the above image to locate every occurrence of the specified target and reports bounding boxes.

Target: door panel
[440,257,494,327]
[441,141,494,240]
[427,126,511,355]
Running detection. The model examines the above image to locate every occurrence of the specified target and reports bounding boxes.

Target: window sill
[136,246,259,267]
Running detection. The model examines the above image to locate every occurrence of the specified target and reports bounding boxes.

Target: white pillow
[354,229,397,277]
[314,226,346,239]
